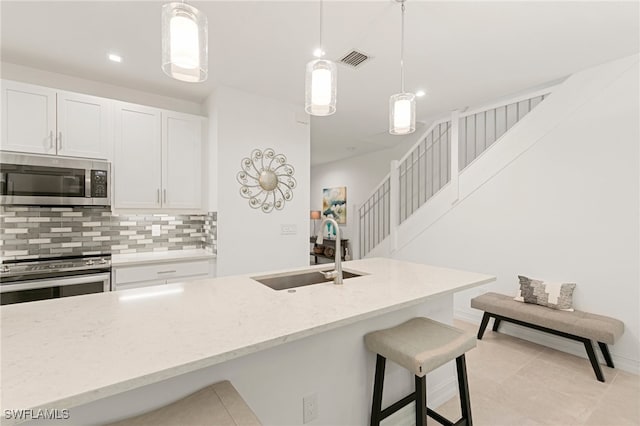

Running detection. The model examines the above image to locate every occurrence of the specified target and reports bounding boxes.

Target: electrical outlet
[303,393,318,423]
[151,224,161,237]
[281,224,297,235]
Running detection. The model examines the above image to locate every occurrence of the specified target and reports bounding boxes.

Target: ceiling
[1,1,638,165]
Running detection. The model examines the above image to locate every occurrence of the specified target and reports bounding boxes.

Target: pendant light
[305,0,337,116]
[389,0,415,135]
[161,1,208,83]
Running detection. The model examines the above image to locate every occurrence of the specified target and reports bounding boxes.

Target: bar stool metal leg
[415,375,427,426]
[370,354,386,426]
[456,354,472,426]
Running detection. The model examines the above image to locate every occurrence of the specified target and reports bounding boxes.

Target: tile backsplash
[0,206,217,260]
[203,212,217,255]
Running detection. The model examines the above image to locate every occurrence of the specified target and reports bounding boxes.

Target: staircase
[357,86,555,258]
[353,53,640,376]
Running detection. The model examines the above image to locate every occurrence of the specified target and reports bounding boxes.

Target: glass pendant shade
[389,93,416,135]
[162,2,208,83]
[305,59,337,116]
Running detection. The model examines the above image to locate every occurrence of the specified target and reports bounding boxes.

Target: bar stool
[364,317,476,426]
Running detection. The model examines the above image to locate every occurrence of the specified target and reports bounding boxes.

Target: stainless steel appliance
[0,152,111,206]
[0,254,111,306]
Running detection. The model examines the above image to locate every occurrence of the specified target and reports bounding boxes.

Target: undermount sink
[252,268,364,291]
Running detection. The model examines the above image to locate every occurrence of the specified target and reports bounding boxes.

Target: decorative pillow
[515,275,576,311]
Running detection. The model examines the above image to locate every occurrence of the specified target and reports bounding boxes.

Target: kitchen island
[1,258,494,425]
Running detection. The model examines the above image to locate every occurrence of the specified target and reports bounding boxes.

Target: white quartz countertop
[0,258,494,415]
[111,248,216,267]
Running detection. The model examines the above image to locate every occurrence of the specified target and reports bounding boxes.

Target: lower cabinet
[113,259,215,291]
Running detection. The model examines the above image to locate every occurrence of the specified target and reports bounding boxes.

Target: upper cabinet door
[114,103,162,209]
[56,91,109,159]
[1,80,56,155]
[162,112,203,210]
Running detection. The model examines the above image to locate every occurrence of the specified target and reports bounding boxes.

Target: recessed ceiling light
[415,90,426,97]
[108,53,122,63]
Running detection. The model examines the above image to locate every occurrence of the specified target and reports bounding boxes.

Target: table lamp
[310,210,321,236]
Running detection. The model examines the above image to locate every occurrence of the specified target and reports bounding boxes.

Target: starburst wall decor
[236,148,297,213]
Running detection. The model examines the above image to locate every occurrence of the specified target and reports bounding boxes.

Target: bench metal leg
[583,340,605,382]
[415,375,427,426]
[479,312,612,382]
[370,355,386,426]
[477,312,491,339]
[598,342,615,368]
[492,318,502,332]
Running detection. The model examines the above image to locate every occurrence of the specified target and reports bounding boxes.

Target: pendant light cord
[319,0,324,55]
[400,1,405,94]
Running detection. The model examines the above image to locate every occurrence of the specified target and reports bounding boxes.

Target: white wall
[393,55,639,373]
[310,137,415,254]
[1,61,203,115]
[210,86,310,276]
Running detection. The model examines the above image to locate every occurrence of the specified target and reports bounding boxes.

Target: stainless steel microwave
[0,152,111,206]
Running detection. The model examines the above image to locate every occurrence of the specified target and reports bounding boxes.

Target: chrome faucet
[316,217,343,285]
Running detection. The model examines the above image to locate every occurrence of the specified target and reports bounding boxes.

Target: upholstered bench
[108,380,261,426]
[471,292,624,382]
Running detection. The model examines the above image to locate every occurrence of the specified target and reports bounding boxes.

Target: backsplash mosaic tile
[204,212,217,255]
[0,206,217,260]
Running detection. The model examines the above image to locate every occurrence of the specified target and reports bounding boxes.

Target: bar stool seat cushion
[365,317,476,377]
[108,380,261,426]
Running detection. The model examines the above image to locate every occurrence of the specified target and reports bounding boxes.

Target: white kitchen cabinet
[113,259,214,291]
[114,102,204,212]
[162,111,202,210]
[1,80,56,155]
[114,103,162,209]
[1,80,110,159]
[56,91,110,159]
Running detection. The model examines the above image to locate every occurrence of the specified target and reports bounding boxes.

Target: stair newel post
[389,160,400,253]
[450,110,460,204]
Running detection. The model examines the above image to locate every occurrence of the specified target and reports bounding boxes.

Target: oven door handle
[0,273,111,293]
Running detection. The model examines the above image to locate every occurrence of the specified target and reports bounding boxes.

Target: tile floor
[433,320,640,426]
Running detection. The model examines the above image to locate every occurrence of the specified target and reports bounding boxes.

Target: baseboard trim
[429,375,458,409]
[455,307,640,375]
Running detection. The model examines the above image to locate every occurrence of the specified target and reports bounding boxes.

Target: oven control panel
[90,170,108,198]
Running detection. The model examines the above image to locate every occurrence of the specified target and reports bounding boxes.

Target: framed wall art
[322,186,347,224]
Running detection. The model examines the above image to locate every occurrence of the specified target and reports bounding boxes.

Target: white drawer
[114,260,211,285]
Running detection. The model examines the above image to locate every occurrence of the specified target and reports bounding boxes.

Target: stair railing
[356,85,559,259]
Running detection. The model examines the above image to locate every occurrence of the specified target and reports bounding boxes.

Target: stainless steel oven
[0,255,111,306]
[0,152,110,206]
